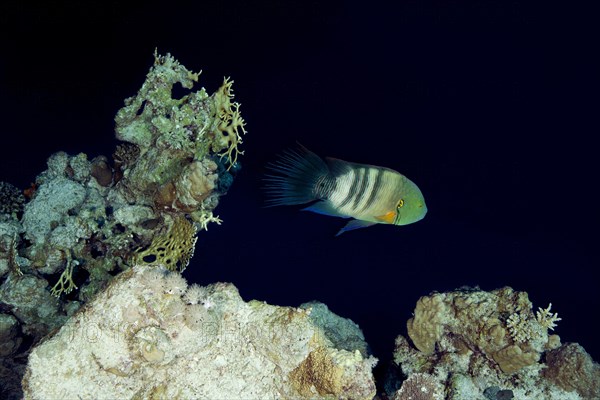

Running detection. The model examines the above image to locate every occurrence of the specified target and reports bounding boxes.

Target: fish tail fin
[264,145,330,207]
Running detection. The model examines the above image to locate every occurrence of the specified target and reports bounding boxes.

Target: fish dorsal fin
[335,220,376,236]
[302,201,349,218]
[325,157,352,177]
[375,211,396,224]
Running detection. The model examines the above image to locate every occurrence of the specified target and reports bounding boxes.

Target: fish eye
[397,199,404,208]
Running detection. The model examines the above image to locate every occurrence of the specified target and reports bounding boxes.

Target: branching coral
[535,304,561,331]
[506,303,560,346]
[211,77,247,170]
[50,252,78,297]
[194,210,223,231]
[506,313,532,344]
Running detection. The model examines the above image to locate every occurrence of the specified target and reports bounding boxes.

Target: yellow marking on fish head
[375,198,406,225]
[375,210,397,224]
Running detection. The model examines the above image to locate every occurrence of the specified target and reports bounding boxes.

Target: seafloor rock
[300,301,370,357]
[389,287,599,400]
[22,265,377,399]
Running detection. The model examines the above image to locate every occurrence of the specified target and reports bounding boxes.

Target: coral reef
[3,49,597,400]
[0,52,245,399]
[388,287,599,400]
[22,265,376,399]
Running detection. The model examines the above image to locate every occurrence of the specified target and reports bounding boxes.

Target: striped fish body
[323,159,412,223]
[265,146,427,235]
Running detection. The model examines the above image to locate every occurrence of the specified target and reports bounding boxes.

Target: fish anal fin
[302,201,348,218]
[335,219,376,236]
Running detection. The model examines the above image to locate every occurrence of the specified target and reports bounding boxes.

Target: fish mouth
[419,205,428,220]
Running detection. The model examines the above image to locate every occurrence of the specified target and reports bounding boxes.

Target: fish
[264,145,427,235]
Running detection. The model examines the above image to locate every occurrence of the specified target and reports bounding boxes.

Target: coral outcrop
[0,52,245,399]
[388,287,599,400]
[22,266,377,399]
[405,287,555,374]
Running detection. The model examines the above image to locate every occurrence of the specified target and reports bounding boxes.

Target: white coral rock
[22,266,376,400]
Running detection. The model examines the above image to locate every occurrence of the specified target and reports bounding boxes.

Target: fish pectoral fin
[335,220,377,236]
[375,211,397,224]
[302,201,349,218]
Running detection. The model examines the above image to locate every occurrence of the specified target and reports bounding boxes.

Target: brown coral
[153,159,218,213]
[406,294,446,354]
[90,156,113,187]
[154,159,218,213]
[173,159,218,212]
[290,347,343,396]
[543,343,600,398]
[288,346,375,399]
[154,181,177,211]
[491,344,539,374]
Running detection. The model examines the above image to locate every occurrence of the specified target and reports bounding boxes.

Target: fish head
[392,179,427,226]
